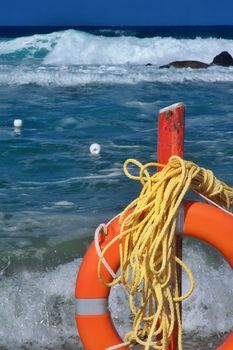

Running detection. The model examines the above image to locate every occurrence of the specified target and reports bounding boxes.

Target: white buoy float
[90,143,101,155]
[14,119,23,128]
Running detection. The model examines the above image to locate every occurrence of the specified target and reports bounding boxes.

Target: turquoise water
[0,26,232,349]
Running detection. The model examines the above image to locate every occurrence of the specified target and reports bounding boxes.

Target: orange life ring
[75,201,233,350]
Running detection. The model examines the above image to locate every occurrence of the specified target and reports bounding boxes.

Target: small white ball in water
[14,119,23,128]
[90,143,101,155]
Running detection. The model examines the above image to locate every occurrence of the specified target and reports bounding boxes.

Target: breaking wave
[1,29,233,85]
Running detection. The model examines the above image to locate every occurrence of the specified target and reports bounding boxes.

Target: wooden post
[157,102,185,350]
[157,102,185,163]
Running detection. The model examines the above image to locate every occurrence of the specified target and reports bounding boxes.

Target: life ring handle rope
[95,223,117,279]
[106,341,131,350]
[193,190,233,217]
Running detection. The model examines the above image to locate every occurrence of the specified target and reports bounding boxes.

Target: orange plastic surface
[217,332,233,350]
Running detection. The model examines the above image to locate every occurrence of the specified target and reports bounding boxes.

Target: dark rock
[211,51,233,67]
[159,51,233,69]
[160,60,209,69]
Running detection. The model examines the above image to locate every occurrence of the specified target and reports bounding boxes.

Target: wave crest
[44,30,233,66]
[1,29,233,66]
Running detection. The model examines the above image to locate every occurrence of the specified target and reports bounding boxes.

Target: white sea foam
[43,30,233,66]
[183,240,233,333]
[0,241,232,349]
[0,260,80,349]
[54,201,76,208]
[17,169,123,186]
[1,64,233,86]
[110,242,233,336]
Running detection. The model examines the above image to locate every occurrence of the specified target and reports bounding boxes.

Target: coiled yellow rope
[98,156,233,350]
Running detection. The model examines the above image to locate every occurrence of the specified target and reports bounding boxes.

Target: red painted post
[157,102,185,164]
[157,102,185,350]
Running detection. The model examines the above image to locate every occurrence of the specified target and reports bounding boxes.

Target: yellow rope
[98,156,233,350]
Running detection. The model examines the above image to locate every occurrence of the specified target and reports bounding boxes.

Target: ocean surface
[0,26,232,349]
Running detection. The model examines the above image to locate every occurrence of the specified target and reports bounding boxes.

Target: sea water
[0,26,232,349]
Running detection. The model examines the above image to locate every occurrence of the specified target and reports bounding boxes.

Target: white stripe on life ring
[75,297,109,315]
